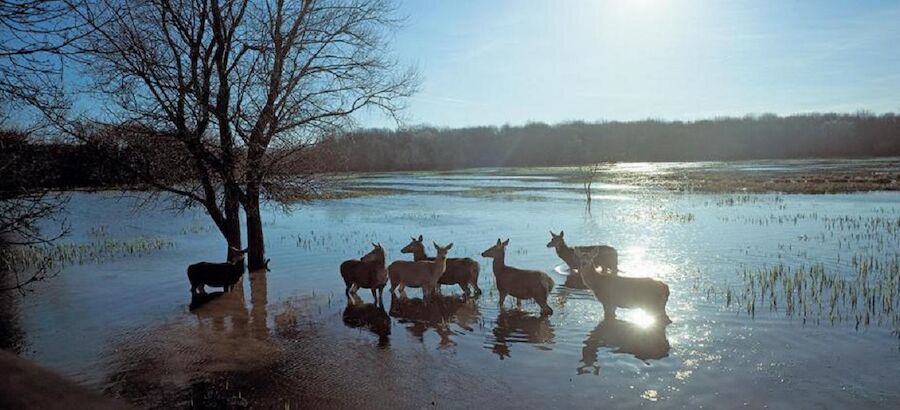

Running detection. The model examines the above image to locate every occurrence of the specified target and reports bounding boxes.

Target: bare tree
[226,0,418,268]
[578,162,604,204]
[36,0,416,269]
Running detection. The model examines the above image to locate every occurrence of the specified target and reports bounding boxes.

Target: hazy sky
[361,0,900,128]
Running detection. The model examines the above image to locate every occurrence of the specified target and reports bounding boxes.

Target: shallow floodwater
[5,161,900,408]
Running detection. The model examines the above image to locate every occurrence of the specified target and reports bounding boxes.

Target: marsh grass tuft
[718,255,900,328]
[3,237,176,270]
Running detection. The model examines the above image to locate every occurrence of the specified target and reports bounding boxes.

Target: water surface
[5,161,900,408]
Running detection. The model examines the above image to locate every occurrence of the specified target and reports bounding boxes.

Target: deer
[340,243,389,303]
[187,246,247,295]
[547,230,618,274]
[481,238,554,315]
[576,249,671,324]
[388,242,452,299]
[401,235,481,296]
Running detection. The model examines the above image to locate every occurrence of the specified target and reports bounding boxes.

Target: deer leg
[516,298,523,309]
[498,291,508,309]
[345,284,352,297]
[371,287,377,301]
[602,303,617,320]
[537,295,553,316]
[459,283,470,297]
[472,282,482,296]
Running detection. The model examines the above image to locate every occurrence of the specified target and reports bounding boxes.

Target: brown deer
[481,238,554,315]
[388,242,452,298]
[187,247,247,294]
[577,250,671,324]
[401,235,481,296]
[547,230,618,274]
[340,243,389,303]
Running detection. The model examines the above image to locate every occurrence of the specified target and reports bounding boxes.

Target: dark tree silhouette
[28,0,416,269]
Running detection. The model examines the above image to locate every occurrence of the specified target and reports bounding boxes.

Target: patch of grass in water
[311,187,411,200]
[3,237,176,270]
[709,255,900,330]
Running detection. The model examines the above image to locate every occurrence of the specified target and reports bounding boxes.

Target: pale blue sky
[362,0,900,128]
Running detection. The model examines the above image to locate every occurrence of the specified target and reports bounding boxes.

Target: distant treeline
[333,113,900,171]
[3,113,900,190]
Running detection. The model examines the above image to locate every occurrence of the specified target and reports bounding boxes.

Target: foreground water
[5,162,900,408]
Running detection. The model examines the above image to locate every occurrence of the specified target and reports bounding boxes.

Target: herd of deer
[338,231,671,323]
[186,231,671,323]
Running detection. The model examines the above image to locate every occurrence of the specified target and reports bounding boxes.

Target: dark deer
[547,230,618,274]
[187,247,247,295]
[401,235,481,296]
[577,250,671,324]
[481,238,554,315]
[340,243,389,303]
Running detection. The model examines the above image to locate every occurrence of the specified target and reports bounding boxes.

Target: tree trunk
[223,185,242,260]
[244,184,266,271]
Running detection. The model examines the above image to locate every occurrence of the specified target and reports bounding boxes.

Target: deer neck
[492,253,507,274]
[433,256,447,274]
[556,243,578,266]
[412,248,428,261]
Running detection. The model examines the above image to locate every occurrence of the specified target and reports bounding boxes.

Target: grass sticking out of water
[311,188,411,200]
[715,255,900,330]
[3,237,176,270]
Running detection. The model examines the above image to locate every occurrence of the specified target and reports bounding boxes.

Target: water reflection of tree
[105,269,275,407]
[388,294,481,348]
[488,310,555,360]
[578,319,670,375]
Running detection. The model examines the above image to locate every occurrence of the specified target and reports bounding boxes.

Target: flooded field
[3,160,900,408]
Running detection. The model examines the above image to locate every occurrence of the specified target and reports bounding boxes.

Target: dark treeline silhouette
[334,113,900,171]
[4,112,900,191]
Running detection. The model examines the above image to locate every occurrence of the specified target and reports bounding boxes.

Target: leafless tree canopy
[28,0,419,267]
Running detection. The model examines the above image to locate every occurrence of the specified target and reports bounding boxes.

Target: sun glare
[627,309,658,329]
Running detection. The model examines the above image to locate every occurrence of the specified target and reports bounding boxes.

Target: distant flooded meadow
[4,159,900,408]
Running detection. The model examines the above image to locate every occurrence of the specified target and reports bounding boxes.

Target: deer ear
[446,243,453,250]
[549,230,555,236]
[502,238,510,246]
[559,231,564,237]
[410,236,416,241]
[432,241,439,249]
[372,242,378,248]
[417,235,423,241]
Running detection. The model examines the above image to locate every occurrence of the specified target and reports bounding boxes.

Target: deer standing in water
[547,231,618,274]
[187,247,247,294]
[401,235,481,296]
[481,238,554,315]
[340,243,389,303]
[577,250,671,324]
[388,242,452,298]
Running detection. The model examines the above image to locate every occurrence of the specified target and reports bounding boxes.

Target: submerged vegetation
[3,237,175,271]
[722,257,900,330]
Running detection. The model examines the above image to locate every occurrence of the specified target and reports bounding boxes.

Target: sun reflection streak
[621,308,657,329]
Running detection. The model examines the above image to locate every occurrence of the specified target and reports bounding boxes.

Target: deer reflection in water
[388,293,480,347]
[488,310,555,360]
[187,269,270,342]
[342,294,391,347]
[578,318,670,375]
